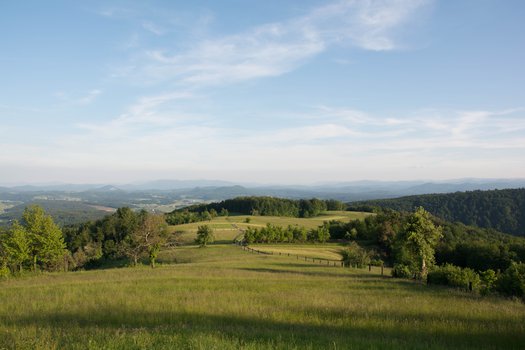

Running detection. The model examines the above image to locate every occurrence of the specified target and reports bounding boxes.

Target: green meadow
[1,243,524,349]
[170,211,371,244]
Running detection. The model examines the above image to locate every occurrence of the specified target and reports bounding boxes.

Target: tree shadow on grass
[237,267,354,279]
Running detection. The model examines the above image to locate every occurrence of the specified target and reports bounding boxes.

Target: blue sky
[0,0,524,185]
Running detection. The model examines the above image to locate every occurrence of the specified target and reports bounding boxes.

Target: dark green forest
[168,196,345,222]
[351,188,525,236]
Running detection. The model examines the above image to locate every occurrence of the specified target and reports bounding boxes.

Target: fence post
[469,282,473,292]
[381,264,384,276]
[368,264,371,272]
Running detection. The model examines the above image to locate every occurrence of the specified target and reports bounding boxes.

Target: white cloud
[2,105,524,183]
[120,0,431,87]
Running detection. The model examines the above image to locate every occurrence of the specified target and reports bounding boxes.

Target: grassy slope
[1,245,524,349]
[249,243,346,261]
[170,211,372,244]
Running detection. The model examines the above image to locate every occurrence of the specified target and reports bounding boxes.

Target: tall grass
[1,245,524,349]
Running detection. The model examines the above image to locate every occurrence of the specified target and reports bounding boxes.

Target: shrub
[392,264,413,278]
[427,264,480,290]
[496,262,525,299]
[195,225,214,247]
[480,269,498,295]
[342,242,371,268]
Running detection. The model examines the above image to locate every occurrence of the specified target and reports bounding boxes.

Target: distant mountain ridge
[1,179,524,201]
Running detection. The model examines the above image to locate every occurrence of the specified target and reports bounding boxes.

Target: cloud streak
[120,0,431,87]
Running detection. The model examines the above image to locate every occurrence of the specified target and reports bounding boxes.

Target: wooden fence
[237,242,386,276]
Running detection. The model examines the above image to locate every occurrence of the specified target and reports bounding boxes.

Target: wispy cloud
[77,91,195,135]
[118,0,431,87]
[1,104,522,183]
[54,89,102,105]
[141,21,164,36]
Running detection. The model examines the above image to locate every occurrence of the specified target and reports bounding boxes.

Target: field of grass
[249,243,346,261]
[170,211,372,244]
[1,244,524,349]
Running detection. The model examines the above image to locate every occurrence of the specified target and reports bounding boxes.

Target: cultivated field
[1,244,524,349]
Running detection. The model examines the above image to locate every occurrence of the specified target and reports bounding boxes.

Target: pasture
[170,211,371,244]
[1,244,524,349]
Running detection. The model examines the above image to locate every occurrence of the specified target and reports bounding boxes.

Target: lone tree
[22,205,66,271]
[195,225,214,247]
[396,207,442,279]
[120,211,168,267]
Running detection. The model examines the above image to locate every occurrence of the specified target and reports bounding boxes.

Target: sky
[0,0,524,185]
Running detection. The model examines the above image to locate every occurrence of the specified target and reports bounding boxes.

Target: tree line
[171,196,346,219]
[325,207,525,298]
[243,223,330,244]
[351,188,525,236]
[0,205,168,276]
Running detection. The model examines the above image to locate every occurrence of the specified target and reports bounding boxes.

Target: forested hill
[171,196,345,218]
[353,188,525,236]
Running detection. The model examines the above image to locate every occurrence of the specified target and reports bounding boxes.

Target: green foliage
[0,205,66,273]
[120,212,168,266]
[355,188,525,236]
[480,269,498,295]
[1,221,30,272]
[195,225,214,247]
[325,199,346,211]
[341,242,371,268]
[308,225,330,243]
[395,207,443,279]
[243,223,328,244]
[427,264,480,290]
[63,208,167,268]
[165,210,203,225]
[172,196,341,219]
[391,264,413,278]
[22,205,66,271]
[496,262,525,299]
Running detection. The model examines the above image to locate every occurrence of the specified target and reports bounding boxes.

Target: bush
[427,264,480,290]
[341,242,371,268]
[195,225,214,247]
[392,264,413,278]
[496,262,525,299]
[480,269,498,295]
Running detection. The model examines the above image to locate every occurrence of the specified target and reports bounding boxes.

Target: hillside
[1,245,524,349]
[0,200,114,226]
[353,188,525,236]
